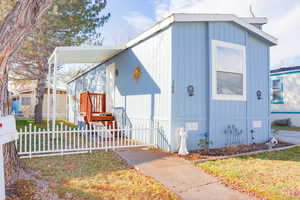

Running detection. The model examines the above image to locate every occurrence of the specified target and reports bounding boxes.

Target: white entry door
[106,63,115,113]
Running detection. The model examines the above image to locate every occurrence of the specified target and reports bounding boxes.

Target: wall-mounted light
[256,90,262,100]
[187,85,194,96]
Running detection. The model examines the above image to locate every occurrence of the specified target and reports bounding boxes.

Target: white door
[106,63,115,113]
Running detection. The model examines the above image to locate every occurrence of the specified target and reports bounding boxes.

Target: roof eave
[173,13,278,45]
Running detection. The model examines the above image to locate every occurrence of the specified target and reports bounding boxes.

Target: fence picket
[97,125,100,149]
[101,125,104,149]
[89,125,92,153]
[106,122,109,149]
[33,125,36,153]
[38,128,41,152]
[19,128,23,152]
[24,126,27,153]
[29,124,32,158]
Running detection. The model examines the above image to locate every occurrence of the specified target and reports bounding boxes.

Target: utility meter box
[0,115,18,144]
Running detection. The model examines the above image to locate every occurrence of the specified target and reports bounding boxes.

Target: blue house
[66,14,277,152]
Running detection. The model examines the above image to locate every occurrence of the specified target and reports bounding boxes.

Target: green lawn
[197,147,300,200]
[272,125,300,132]
[23,151,179,200]
[16,120,77,131]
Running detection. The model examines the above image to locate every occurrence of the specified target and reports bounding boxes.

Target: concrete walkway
[276,130,300,145]
[115,148,255,200]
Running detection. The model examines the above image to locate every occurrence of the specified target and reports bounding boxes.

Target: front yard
[197,146,300,200]
[272,124,300,132]
[20,151,179,200]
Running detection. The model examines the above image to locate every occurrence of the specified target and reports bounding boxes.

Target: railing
[80,92,106,122]
[16,121,154,158]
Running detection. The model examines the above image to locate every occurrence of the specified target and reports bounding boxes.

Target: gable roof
[67,13,278,83]
[127,13,277,49]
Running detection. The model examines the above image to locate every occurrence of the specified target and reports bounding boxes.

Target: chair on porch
[80,92,116,129]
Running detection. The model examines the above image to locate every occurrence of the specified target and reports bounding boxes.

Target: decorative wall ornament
[187,85,194,96]
[256,90,262,100]
[224,125,243,146]
[133,66,141,81]
[177,127,189,155]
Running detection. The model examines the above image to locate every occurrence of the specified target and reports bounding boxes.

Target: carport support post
[52,54,57,131]
[0,144,5,200]
[47,60,51,129]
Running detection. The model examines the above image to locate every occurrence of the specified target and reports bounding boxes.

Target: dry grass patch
[197,147,300,200]
[23,151,179,200]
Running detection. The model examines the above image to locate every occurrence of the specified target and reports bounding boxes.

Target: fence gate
[16,122,156,158]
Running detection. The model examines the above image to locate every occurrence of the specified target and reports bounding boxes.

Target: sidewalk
[115,148,255,200]
[276,130,300,145]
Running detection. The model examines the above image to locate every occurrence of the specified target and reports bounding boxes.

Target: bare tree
[0,0,53,185]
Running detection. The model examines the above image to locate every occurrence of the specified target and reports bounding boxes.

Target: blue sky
[101,1,155,46]
[101,0,300,69]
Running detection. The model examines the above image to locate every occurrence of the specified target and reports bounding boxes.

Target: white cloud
[264,4,300,68]
[123,11,155,34]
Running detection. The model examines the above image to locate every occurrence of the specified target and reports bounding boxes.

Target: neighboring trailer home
[271,66,300,126]
[12,88,67,120]
[66,13,277,152]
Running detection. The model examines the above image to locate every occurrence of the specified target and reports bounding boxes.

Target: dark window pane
[217,71,243,95]
[273,90,281,101]
[272,79,281,89]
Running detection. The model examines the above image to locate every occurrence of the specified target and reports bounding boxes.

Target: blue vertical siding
[208,22,248,148]
[111,26,173,151]
[171,22,209,151]
[171,21,271,150]
[246,33,270,143]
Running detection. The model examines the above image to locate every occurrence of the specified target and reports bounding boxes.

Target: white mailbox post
[0,115,18,200]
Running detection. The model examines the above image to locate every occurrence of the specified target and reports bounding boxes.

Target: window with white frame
[212,40,246,101]
[21,96,31,106]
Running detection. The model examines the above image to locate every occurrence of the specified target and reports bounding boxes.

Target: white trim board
[241,17,268,24]
[211,40,247,101]
[173,14,276,44]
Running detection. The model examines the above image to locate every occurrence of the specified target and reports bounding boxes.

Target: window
[271,77,284,104]
[21,96,31,106]
[212,40,246,101]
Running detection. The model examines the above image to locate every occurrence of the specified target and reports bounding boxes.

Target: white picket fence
[16,121,155,158]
